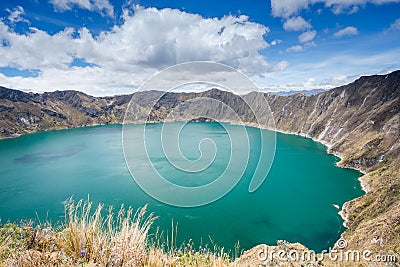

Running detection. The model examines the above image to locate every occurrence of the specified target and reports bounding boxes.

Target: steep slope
[246,71,400,256]
[256,72,399,174]
[0,87,130,137]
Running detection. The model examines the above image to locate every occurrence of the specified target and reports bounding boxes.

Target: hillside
[0,88,130,137]
[0,70,399,264]
[249,71,400,262]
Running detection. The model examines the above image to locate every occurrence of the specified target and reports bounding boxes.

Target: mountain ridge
[266,88,327,96]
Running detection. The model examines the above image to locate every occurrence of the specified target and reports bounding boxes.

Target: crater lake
[0,122,363,252]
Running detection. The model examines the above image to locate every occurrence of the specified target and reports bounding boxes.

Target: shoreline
[267,128,370,230]
[0,120,369,242]
[0,122,124,140]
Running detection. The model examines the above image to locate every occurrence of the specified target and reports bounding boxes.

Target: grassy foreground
[0,199,235,267]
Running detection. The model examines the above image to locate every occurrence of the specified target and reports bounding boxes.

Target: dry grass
[0,198,238,267]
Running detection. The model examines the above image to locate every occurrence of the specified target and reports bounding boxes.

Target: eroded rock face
[1,70,399,262]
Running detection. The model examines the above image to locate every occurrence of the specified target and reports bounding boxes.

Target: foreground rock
[232,242,315,267]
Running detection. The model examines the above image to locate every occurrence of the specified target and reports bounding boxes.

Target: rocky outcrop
[231,241,316,267]
[1,70,399,264]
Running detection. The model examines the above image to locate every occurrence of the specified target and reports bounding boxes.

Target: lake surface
[0,123,363,252]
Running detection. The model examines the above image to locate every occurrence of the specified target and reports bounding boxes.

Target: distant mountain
[267,88,327,96]
[0,88,131,137]
[1,70,399,257]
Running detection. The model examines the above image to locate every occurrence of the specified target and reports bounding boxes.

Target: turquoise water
[0,123,363,252]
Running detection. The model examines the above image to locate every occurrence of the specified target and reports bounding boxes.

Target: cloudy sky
[0,0,399,95]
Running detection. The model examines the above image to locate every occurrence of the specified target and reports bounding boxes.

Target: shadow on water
[14,146,85,164]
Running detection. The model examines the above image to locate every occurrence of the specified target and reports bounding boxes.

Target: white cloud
[75,6,272,74]
[389,18,400,30]
[286,41,316,53]
[271,0,400,17]
[333,26,359,37]
[272,60,289,71]
[0,6,281,95]
[349,5,360,14]
[283,16,312,31]
[49,0,114,17]
[251,46,400,93]
[330,4,360,14]
[270,39,282,46]
[6,6,28,24]
[0,24,76,69]
[286,45,303,52]
[271,0,309,18]
[329,75,350,85]
[0,66,149,95]
[304,41,317,47]
[298,30,317,43]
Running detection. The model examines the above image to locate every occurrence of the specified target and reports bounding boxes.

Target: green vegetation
[0,223,30,261]
[0,198,236,267]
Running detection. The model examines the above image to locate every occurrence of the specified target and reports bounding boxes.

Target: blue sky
[0,0,399,95]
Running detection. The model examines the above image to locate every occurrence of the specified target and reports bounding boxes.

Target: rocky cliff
[1,70,399,263]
